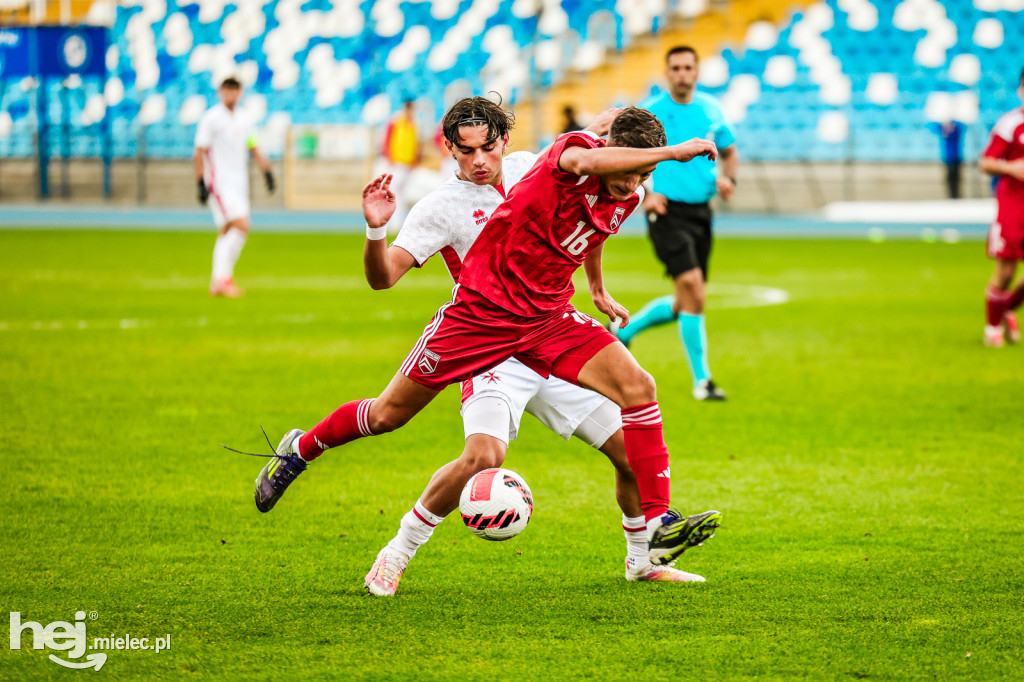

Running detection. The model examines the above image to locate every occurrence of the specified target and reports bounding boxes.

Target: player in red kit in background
[251,106,722,567]
[981,68,1024,347]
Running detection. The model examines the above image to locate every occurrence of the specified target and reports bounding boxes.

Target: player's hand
[643,191,668,217]
[197,179,209,205]
[716,175,735,201]
[584,108,621,137]
[591,288,630,328]
[362,173,396,228]
[264,170,276,195]
[672,138,718,163]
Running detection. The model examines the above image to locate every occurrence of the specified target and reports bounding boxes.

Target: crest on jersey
[610,206,626,229]
[419,349,441,374]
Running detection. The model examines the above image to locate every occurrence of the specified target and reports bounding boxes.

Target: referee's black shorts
[645,200,713,280]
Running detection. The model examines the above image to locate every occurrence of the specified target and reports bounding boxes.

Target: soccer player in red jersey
[980,68,1024,347]
[360,100,705,595]
[253,106,722,566]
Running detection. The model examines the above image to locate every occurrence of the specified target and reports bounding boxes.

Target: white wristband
[366,224,387,240]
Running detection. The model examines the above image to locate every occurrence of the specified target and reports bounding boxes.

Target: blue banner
[0,26,107,78]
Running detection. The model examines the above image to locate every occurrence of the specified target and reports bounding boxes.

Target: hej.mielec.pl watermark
[8,611,171,671]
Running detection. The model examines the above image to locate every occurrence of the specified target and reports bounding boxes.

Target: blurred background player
[612,46,738,401]
[980,68,1024,347]
[433,121,459,180]
[560,104,583,134]
[380,99,421,232]
[194,77,275,298]
[928,118,967,199]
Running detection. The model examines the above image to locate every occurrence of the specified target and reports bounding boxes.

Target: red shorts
[988,206,1024,261]
[399,285,617,391]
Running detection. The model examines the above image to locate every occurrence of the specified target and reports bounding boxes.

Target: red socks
[621,402,671,522]
[986,286,1011,327]
[1009,283,1024,312]
[297,399,375,461]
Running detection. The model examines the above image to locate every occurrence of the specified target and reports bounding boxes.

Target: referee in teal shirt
[613,45,738,401]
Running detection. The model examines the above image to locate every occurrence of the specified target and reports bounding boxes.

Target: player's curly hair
[608,106,667,149]
[442,95,515,146]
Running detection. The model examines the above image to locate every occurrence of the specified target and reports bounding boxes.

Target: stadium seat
[2,0,1022,162]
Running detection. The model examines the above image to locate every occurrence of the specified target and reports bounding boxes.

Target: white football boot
[364,546,411,596]
[1004,312,1021,344]
[984,325,1006,347]
[625,557,706,583]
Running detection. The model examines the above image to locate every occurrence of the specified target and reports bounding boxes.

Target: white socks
[387,501,445,559]
[211,234,230,281]
[211,228,247,282]
[386,508,650,567]
[623,514,651,569]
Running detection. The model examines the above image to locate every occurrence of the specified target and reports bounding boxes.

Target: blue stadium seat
[1,0,1021,161]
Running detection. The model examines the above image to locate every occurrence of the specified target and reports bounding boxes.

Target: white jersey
[391,151,620,443]
[194,103,254,195]
[392,151,538,278]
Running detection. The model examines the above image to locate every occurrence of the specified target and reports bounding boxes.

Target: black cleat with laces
[254,429,307,513]
[648,509,722,565]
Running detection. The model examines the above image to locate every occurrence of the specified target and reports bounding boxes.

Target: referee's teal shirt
[640,90,735,204]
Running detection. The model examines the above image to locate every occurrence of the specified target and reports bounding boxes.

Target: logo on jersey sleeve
[419,349,441,374]
[473,209,488,226]
[610,207,626,229]
[585,194,598,208]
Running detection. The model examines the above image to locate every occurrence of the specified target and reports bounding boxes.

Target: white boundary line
[0,284,789,332]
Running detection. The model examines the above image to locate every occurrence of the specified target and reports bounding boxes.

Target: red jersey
[458,131,644,317]
[983,108,1024,217]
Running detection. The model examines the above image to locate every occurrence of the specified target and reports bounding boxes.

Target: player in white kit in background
[193,77,276,298]
[359,97,706,596]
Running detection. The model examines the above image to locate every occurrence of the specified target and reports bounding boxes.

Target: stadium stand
[0,0,1022,165]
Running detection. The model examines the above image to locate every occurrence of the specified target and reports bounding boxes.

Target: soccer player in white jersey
[193,77,275,298]
[359,97,705,595]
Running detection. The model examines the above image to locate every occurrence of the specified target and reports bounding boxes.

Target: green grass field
[2,229,1021,680]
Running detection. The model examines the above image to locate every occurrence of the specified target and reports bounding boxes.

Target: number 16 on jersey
[560,221,596,256]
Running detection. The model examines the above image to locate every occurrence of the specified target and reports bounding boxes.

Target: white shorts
[460,357,621,447]
[209,187,249,228]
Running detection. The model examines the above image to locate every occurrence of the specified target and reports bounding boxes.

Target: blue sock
[618,295,676,346]
[678,312,711,386]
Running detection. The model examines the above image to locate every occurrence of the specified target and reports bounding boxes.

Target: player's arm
[193,114,212,204]
[558,138,717,177]
[979,154,1024,181]
[192,147,209,204]
[979,125,1024,181]
[362,174,416,289]
[249,137,276,194]
[364,238,417,290]
[716,144,739,201]
[584,243,630,326]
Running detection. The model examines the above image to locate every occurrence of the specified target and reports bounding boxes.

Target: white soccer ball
[459,468,534,541]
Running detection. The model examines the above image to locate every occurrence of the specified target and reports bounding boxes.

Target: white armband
[366,224,388,240]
